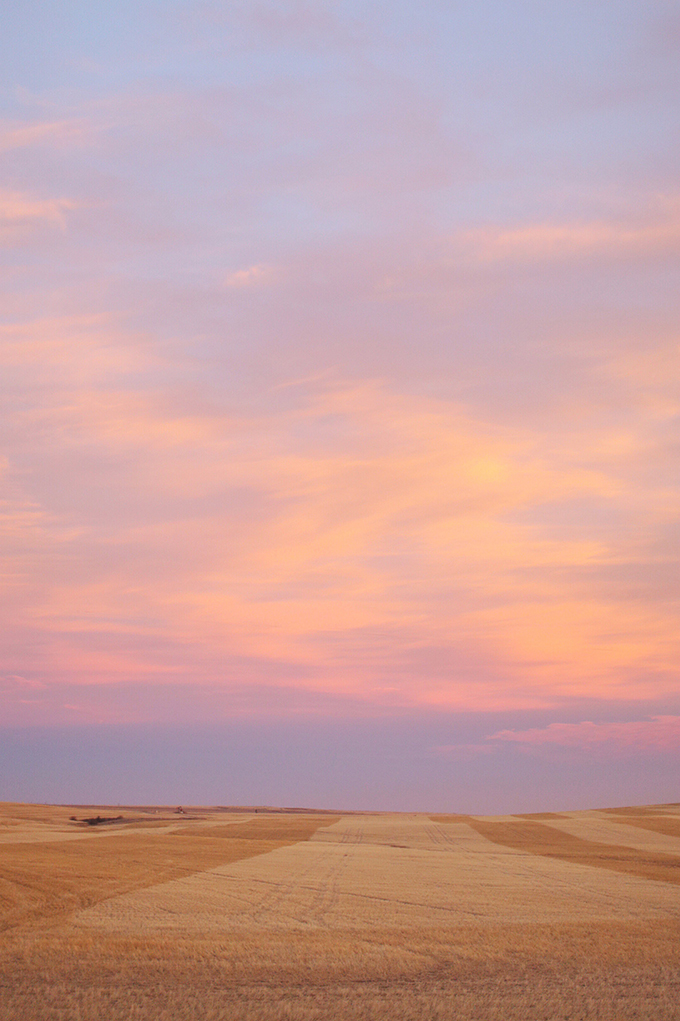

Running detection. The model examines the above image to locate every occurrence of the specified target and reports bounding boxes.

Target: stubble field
[1,801,680,1019]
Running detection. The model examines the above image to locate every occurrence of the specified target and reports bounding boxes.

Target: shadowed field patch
[428,814,476,824]
[602,805,680,817]
[460,818,680,885]
[514,812,568,820]
[172,817,337,842]
[0,815,338,932]
[606,816,680,840]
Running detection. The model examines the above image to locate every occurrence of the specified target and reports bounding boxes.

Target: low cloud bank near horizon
[435,715,680,762]
[3,710,680,814]
[490,716,680,754]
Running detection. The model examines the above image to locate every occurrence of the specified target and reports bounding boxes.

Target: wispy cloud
[223,263,275,288]
[0,189,77,224]
[455,198,680,266]
[2,306,679,712]
[0,188,78,245]
[194,0,369,51]
[0,118,87,153]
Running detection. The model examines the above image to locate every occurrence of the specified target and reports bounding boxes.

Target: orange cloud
[2,308,678,712]
[4,359,673,707]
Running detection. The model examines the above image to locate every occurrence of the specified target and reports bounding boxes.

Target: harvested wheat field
[1,802,680,1019]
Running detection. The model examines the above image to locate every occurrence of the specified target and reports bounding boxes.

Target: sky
[1,0,679,812]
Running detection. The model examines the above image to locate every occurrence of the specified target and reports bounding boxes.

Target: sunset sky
[2,1,679,811]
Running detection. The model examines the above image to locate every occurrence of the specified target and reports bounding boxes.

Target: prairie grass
[2,805,680,1020]
[2,921,680,1020]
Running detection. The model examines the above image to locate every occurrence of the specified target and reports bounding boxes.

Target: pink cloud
[0,674,46,692]
[5,388,671,704]
[454,197,680,265]
[194,0,368,51]
[0,189,78,245]
[490,716,680,754]
[223,263,276,288]
[1,299,679,715]
[0,118,87,153]
[0,314,152,384]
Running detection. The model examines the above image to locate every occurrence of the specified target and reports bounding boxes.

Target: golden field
[1,801,680,1019]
